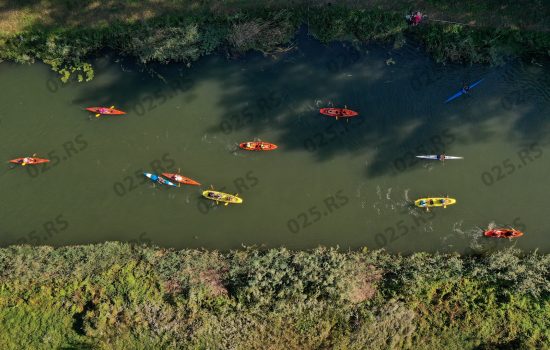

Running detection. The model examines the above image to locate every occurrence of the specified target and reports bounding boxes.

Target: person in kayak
[439,199,446,205]
[437,154,446,161]
[429,199,435,206]
[208,192,222,199]
[21,157,36,165]
[462,83,470,94]
[419,199,426,207]
[98,107,109,114]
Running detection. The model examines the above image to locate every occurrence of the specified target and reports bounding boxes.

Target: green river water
[1,34,549,253]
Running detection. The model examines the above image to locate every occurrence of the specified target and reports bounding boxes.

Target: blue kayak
[444,79,484,103]
[144,172,177,187]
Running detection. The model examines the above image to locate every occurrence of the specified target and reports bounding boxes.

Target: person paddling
[462,83,470,94]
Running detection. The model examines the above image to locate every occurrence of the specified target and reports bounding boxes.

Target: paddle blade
[225,202,229,206]
[110,105,115,109]
[95,114,100,117]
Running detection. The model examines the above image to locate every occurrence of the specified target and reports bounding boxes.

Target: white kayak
[416,155,463,160]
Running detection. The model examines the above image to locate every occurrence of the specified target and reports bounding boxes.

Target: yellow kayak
[415,197,456,209]
[202,190,243,205]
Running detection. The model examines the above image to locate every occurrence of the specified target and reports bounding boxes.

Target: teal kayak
[444,79,483,103]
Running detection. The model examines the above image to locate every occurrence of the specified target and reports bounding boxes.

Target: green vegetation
[0,1,549,81]
[0,243,548,349]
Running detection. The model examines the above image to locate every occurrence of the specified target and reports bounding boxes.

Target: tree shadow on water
[68,53,232,116]
[65,28,550,180]
[205,30,550,178]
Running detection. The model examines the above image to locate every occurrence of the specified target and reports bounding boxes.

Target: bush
[0,244,547,348]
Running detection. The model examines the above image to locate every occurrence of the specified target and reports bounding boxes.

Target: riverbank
[0,243,548,348]
[1,1,549,81]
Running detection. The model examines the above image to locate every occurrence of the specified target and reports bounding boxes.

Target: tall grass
[0,243,548,348]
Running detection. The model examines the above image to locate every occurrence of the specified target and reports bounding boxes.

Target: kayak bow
[239,141,278,151]
[444,79,483,103]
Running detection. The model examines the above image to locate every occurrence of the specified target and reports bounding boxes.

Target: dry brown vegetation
[0,243,548,349]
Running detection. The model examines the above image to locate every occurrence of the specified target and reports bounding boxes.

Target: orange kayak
[86,107,126,115]
[162,173,201,186]
[484,228,524,238]
[239,141,278,151]
[319,108,358,118]
[9,157,50,165]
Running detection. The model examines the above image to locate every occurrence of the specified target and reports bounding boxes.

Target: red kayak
[239,141,278,151]
[161,173,201,186]
[9,157,50,165]
[484,228,524,238]
[319,108,358,119]
[86,107,126,115]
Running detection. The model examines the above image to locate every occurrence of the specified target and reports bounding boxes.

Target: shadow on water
[69,53,212,114]
[64,25,550,187]
[188,28,550,178]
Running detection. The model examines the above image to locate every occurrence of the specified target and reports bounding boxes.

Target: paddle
[343,105,349,122]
